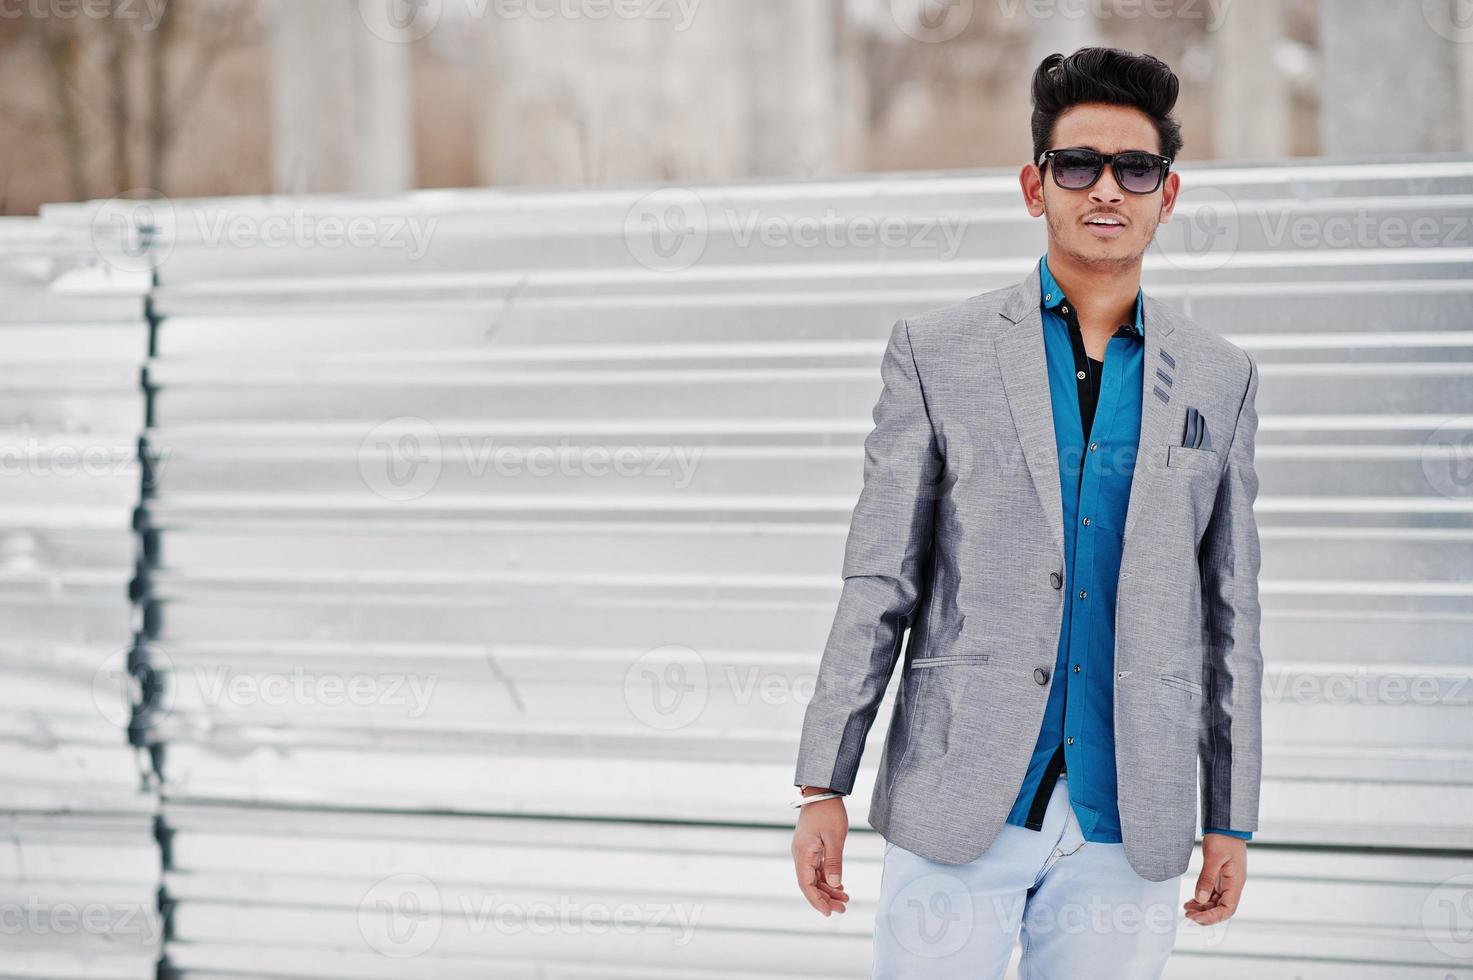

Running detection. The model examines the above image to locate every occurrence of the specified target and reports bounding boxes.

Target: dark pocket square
[1182,407,1212,450]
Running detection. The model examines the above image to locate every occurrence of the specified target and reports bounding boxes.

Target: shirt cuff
[1203,827,1253,841]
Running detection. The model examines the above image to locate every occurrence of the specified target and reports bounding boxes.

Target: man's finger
[1213,862,1245,913]
[1192,864,1219,906]
[1185,860,1245,924]
[793,838,830,912]
[819,828,845,888]
[794,836,844,915]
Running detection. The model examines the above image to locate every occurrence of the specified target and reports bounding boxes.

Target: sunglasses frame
[1037,147,1173,194]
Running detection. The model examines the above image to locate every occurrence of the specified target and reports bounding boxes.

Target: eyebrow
[1060,143,1161,154]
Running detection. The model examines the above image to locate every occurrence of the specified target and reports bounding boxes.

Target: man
[789,47,1262,978]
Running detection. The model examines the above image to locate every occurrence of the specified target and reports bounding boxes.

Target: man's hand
[1185,834,1247,924]
[791,787,850,916]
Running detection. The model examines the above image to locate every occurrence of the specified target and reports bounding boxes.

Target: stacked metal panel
[38,157,1473,976]
[0,215,159,978]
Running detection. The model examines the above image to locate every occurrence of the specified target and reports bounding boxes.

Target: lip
[1083,215,1126,238]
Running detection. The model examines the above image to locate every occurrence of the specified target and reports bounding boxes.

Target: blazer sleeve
[1197,350,1264,835]
[793,316,943,795]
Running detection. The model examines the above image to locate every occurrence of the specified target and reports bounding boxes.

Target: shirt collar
[1039,253,1145,338]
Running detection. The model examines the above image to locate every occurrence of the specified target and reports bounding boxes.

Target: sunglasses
[1037,147,1172,194]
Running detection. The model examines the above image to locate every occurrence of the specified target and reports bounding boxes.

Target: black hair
[1030,47,1183,167]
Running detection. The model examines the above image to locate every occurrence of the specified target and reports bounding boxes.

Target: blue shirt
[1002,254,1252,843]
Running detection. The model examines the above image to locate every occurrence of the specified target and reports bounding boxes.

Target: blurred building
[0,0,1470,210]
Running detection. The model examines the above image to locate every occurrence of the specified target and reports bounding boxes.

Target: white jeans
[872,774,1185,979]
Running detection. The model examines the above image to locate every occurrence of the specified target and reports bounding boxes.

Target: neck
[1045,247,1141,335]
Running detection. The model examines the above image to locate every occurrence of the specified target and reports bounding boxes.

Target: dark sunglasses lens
[1052,150,1101,189]
[1115,153,1163,192]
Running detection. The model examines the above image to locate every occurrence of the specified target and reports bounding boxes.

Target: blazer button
[1034,667,1049,685]
[1050,571,1063,589]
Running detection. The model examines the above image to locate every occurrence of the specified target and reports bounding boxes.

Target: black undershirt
[1079,354,1105,449]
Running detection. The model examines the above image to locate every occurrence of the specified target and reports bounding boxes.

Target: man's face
[1023,102,1179,269]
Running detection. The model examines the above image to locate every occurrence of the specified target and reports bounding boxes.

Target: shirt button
[1066,736,1075,745]
[1089,442,1098,451]
[1076,370,1086,380]
[1073,664,1081,672]
[1034,667,1050,685]
[1078,590,1088,599]
[1082,516,1090,526]
[1061,305,1069,313]
[1050,570,1063,589]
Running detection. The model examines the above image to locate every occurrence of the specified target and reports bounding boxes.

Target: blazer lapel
[995,260,1064,557]
[992,260,1182,560]
[1120,292,1181,545]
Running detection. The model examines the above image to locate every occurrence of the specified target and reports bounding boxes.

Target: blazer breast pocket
[1165,444,1219,471]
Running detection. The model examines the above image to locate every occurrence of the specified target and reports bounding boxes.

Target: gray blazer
[794,259,1263,883]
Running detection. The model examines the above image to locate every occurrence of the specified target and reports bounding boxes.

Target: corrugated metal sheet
[29,157,1473,977]
[0,217,159,979]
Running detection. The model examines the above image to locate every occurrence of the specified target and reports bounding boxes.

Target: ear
[1158,170,1181,224]
[1021,163,1046,218]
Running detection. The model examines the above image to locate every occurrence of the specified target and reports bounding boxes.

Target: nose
[1089,166,1125,204]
